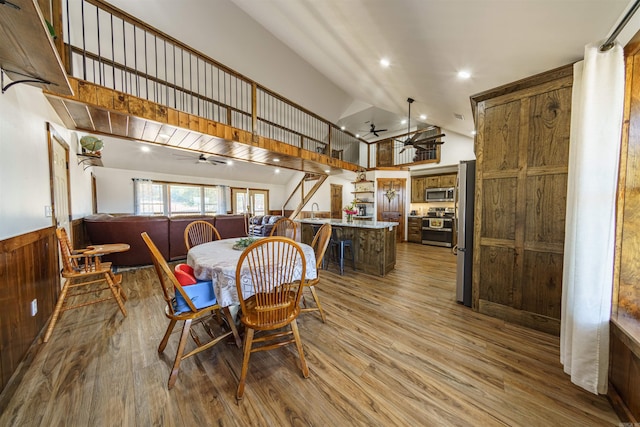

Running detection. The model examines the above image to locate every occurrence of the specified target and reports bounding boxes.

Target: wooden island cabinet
[298,219,398,276]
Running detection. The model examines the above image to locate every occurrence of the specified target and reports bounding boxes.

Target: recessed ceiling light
[340,126,345,131]
[458,70,471,79]
[471,130,477,135]
[273,158,280,162]
[324,169,330,173]
[401,119,407,125]
[226,160,233,165]
[419,114,427,120]
[275,168,280,174]
[140,146,151,153]
[380,58,390,68]
[355,134,360,138]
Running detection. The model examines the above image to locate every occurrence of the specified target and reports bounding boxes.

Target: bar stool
[328,227,355,275]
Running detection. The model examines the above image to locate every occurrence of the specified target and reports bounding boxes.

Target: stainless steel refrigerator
[456,160,475,307]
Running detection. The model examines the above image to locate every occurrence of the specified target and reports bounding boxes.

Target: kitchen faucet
[311,202,319,218]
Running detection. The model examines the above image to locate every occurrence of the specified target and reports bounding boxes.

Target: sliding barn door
[471,66,572,334]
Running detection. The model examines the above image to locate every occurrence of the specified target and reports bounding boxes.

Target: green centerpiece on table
[233,237,259,250]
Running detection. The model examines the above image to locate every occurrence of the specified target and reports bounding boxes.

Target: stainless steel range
[422,207,455,247]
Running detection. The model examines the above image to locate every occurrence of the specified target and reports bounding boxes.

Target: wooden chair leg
[105,272,127,316]
[236,328,254,400]
[308,285,326,323]
[159,319,177,353]
[222,306,242,348]
[168,319,192,390]
[290,319,309,378]
[110,272,127,301]
[43,281,71,343]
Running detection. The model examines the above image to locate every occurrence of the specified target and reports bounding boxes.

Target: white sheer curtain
[560,42,624,394]
[133,178,154,215]
[217,185,229,214]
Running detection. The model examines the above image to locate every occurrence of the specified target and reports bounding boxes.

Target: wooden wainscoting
[71,218,89,248]
[0,227,59,405]
[609,320,640,423]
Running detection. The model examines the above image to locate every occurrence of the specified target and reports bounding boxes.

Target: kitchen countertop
[297,218,399,229]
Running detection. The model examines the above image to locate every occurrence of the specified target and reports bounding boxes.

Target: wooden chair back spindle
[269,217,297,240]
[184,220,221,250]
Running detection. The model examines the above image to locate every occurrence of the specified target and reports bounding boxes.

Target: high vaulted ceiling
[96,0,638,179]
[230,0,635,139]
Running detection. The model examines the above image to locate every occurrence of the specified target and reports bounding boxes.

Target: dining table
[187,237,317,308]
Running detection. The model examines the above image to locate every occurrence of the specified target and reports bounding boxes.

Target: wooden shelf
[0,0,72,95]
[352,191,374,194]
[77,153,103,170]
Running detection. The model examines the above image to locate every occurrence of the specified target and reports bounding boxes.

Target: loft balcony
[2,0,440,173]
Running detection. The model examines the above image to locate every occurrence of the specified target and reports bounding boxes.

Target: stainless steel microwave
[425,187,455,202]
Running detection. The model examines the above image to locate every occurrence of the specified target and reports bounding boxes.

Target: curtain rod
[601,0,640,51]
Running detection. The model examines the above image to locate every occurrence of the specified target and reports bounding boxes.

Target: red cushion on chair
[174,263,197,286]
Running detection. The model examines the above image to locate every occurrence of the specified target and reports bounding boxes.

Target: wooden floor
[0,243,620,426]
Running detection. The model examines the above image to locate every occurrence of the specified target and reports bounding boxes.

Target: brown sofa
[84,214,169,266]
[84,214,248,266]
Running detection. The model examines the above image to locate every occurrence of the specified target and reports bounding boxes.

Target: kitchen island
[297,219,398,276]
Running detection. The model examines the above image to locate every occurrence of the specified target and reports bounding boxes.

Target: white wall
[0,83,93,240]
[92,167,291,214]
[302,171,354,214]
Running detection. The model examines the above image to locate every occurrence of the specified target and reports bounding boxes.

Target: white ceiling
[96,135,301,185]
[231,0,635,140]
[97,0,638,178]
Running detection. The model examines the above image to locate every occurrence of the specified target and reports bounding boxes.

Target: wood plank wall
[0,227,59,397]
[608,31,640,424]
[470,65,573,335]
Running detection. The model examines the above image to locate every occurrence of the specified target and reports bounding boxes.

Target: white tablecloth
[187,238,317,308]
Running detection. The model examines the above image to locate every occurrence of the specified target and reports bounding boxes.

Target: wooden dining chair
[269,217,297,240]
[235,237,309,400]
[141,232,241,389]
[301,223,332,322]
[44,227,127,343]
[184,220,221,250]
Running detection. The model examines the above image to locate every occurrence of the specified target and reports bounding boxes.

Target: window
[133,179,227,216]
[231,188,269,215]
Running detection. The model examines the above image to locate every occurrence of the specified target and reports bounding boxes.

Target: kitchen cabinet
[411,177,426,203]
[423,174,457,189]
[470,64,572,335]
[424,176,441,188]
[412,174,457,201]
[440,174,457,187]
[408,217,422,243]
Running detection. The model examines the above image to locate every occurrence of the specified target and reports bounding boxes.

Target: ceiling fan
[396,97,445,153]
[174,153,228,165]
[363,122,388,138]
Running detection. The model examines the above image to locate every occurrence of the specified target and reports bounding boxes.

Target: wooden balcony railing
[55,0,363,166]
[369,127,442,168]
